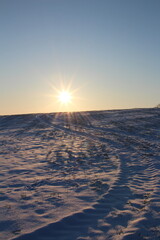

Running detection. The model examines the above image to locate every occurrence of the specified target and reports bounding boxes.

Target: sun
[58,91,72,104]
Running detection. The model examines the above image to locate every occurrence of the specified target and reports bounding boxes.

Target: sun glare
[58,91,72,104]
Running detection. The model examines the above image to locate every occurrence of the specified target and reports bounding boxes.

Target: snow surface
[0,108,160,240]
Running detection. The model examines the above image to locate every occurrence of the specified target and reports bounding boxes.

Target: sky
[0,0,160,115]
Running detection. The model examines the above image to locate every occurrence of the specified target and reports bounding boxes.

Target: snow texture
[0,108,160,240]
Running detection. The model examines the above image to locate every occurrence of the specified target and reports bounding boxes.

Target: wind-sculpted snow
[0,108,160,240]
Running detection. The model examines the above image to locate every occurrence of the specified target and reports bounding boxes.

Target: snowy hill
[0,108,160,240]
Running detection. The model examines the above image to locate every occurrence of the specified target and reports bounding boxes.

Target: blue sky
[0,0,160,115]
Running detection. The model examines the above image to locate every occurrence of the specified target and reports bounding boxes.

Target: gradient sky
[0,0,160,115]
